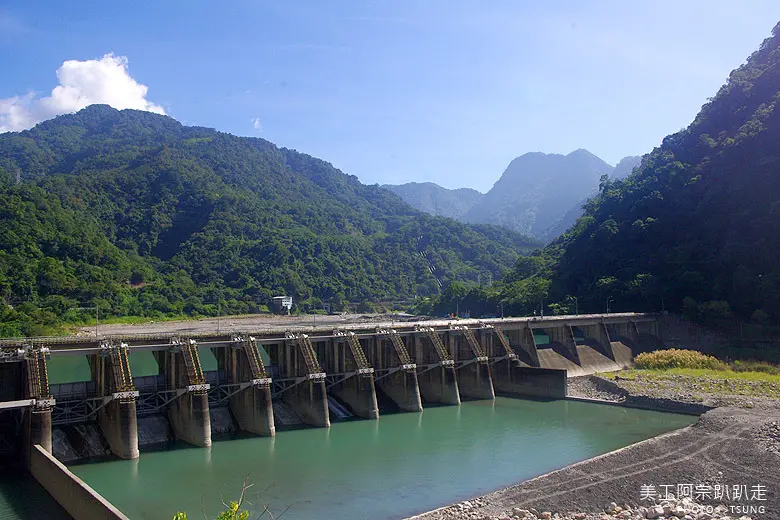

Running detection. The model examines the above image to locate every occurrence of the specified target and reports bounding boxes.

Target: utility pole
[573,296,578,315]
[217,302,221,334]
[95,305,99,338]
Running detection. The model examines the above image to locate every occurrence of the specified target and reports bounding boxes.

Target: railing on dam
[0,312,659,352]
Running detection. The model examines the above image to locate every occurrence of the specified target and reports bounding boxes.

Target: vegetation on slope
[423,23,780,327]
[0,106,538,336]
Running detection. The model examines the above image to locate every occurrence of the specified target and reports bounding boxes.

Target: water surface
[70,398,696,520]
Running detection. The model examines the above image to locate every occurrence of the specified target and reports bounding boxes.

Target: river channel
[29,397,697,520]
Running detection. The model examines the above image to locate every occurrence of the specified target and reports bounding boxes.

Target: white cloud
[0,53,164,133]
[251,117,263,131]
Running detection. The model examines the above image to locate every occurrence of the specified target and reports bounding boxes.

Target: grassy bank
[599,348,780,401]
[609,367,780,400]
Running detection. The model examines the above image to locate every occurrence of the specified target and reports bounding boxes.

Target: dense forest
[423,23,780,327]
[0,106,539,336]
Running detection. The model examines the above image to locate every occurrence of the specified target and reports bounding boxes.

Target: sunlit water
[55,398,697,520]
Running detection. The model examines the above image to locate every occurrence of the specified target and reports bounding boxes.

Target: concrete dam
[0,312,670,465]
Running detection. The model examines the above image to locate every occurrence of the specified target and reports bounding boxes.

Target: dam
[0,313,703,519]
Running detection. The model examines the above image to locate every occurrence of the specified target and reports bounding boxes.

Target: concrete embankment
[29,444,128,520]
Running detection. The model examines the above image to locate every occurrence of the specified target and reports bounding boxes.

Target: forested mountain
[612,156,642,179]
[0,105,538,336]
[462,149,613,237]
[422,23,780,324]
[382,182,483,220]
[537,155,643,241]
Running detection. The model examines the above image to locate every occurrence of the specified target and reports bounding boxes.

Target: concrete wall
[29,444,129,520]
[492,364,567,399]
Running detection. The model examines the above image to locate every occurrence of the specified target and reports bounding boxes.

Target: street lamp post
[540,297,545,317]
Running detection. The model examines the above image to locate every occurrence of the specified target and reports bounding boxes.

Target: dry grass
[634,349,727,370]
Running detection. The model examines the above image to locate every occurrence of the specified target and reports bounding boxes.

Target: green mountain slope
[528,23,780,322]
[382,182,484,220]
[0,106,538,335]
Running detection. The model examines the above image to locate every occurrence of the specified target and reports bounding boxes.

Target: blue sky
[1,1,779,192]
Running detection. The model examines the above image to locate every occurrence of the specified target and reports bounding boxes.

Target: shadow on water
[0,471,71,520]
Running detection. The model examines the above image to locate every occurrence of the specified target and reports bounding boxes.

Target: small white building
[272,296,293,314]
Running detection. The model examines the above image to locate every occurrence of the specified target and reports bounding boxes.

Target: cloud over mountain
[0,53,163,133]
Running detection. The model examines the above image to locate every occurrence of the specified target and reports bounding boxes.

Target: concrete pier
[169,390,211,447]
[92,345,139,459]
[99,399,139,459]
[229,385,275,436]
[369,333,422,412]
[457,362,495,399]
[417,365,461,404]
[278,335,330,427]
[581,323,615,359]
[452,328,495,400]
[21,348,54,465]
[333,374,379,419]
[410,331,461,405]
[546,325,579,362]
[515,326,540,366]
[283,379,330,427]
[226,338,275,436]
[327,334,379,419]
[24,408,52,463]
[377,369,422,412]
[157,343,212,447]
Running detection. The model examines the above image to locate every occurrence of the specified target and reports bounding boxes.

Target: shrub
[732,359,780,375]
[634,349,727,370]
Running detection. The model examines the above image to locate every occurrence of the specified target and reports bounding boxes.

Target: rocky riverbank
[568,373,780,411]
[422,494,758,520]
[407,375,780,520]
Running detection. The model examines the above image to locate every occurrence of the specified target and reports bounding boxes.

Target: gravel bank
[408,368,780,520]
[408,407,780,520]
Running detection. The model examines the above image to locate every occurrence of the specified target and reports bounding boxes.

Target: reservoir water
[50,398,697,520]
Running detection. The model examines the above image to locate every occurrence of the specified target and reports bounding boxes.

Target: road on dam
[76,312,423,337]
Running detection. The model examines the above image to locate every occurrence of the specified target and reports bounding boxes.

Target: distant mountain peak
[383,182,484,220]
[386,149,637,241]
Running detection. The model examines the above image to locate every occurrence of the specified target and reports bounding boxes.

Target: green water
[0,473,69,519]
[66,398,695,520]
